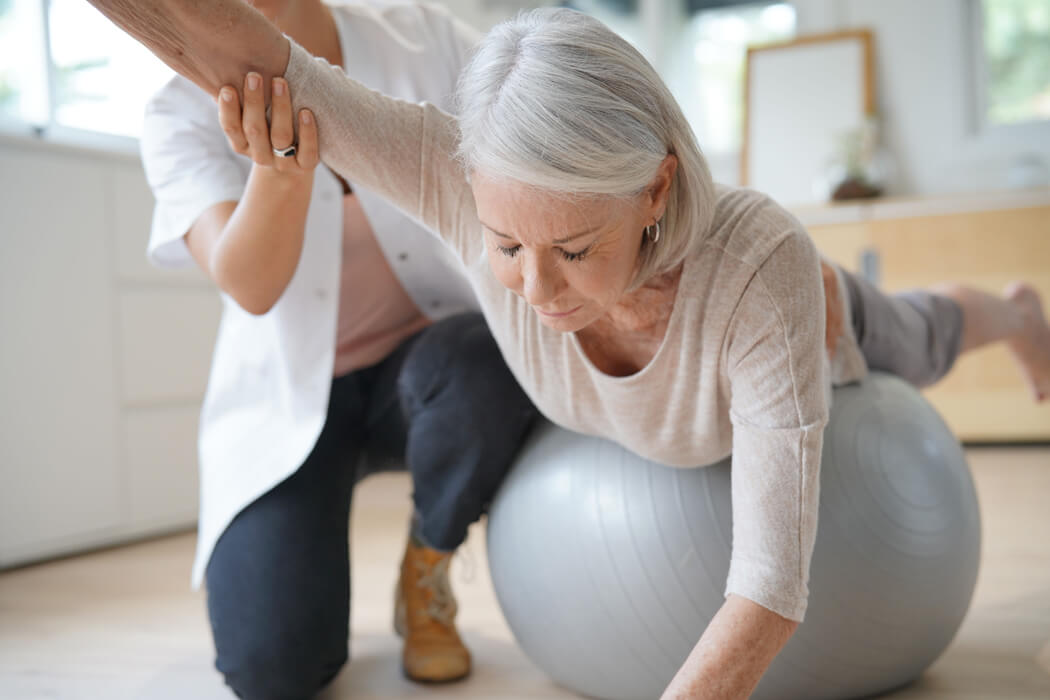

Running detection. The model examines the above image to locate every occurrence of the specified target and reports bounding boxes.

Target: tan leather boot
[394,539,471,683]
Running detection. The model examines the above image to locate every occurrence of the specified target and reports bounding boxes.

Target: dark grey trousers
[841,269,965,387]
[204,313,537,700]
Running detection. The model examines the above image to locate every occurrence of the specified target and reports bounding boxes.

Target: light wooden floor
[1,447,1048,700]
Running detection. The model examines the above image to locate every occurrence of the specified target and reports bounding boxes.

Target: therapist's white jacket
[140,2,481,587]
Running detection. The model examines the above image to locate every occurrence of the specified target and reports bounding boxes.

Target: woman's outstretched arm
[90,0,479,255]
[86,0,289,101]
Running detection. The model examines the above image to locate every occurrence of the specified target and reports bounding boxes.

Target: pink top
[333,192,430,377]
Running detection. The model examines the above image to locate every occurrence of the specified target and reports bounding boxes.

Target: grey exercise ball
[487,372,981,700]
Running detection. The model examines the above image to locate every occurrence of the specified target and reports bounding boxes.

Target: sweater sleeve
[283,40,481,263]
[722,230,829,622]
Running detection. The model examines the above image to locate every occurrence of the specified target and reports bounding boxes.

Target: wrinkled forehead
[471,173,632,241]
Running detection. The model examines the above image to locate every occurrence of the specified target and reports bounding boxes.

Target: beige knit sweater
[286,39,868,622]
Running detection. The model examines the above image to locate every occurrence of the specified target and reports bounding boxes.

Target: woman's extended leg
[931,282,1050,401]
[841,271,1050,400]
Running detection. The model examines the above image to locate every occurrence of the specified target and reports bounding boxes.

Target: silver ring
[272,144,297,158]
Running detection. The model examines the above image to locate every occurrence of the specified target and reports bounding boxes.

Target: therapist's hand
[218,73,318,177]
[186,72,320,316]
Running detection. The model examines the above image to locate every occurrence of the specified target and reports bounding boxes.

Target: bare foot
[1004,282,1050,402]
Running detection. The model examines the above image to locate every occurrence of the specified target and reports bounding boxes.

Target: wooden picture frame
[741,30,876,206]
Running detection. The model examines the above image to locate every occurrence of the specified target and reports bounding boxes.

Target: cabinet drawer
[123,406,201,532]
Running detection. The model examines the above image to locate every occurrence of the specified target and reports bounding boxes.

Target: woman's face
[472,165,672,333]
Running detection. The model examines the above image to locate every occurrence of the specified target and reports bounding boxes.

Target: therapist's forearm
[210,166,314,315]
[660,595,797,700]
[86,0,289,100]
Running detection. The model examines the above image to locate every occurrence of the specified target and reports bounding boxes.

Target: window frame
[967,0,1050,137]
[0,0,151,154]
[586,0,797,183]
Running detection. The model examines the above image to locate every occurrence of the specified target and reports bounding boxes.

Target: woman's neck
[600,265,683,336]
[573,264,683,377]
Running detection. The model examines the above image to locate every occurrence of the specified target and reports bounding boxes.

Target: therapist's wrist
[251,163,315,192]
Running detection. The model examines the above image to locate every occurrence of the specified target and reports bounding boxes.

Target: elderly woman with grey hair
[89,1,1050,697]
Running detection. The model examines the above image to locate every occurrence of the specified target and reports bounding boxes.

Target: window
[567,0,796,181]
[0,0,171,142]
[2,0,795,152]
[569,0,646,48]
[975,0,1050,127]
[665,2,795,156]
[0,0,48,126]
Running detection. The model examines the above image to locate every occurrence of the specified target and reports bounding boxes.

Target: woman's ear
[646,153,678,220]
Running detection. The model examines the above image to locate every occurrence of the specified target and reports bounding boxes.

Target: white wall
[794,0,1050,195]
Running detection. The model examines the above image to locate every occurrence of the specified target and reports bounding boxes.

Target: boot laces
[416,555,457,627]
[456,540,477,584]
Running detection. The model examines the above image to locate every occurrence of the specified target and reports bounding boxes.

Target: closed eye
[494,243,591,261]
[561,245,590,262]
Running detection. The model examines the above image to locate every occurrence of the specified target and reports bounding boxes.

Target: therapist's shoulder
[389,0,483,50]
[141,72,229,166]
[139,70,241,194]
[144,73,219,129]
[333,1,481,80]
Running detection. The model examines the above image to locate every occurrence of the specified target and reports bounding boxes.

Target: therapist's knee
[208,569,349,700]
[214,631,347,700]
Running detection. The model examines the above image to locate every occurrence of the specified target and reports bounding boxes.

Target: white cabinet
[0,134,220,568]
[118,290,218,405]
[123,407,202,532]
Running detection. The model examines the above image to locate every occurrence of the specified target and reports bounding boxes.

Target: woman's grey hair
[455,7,716,287]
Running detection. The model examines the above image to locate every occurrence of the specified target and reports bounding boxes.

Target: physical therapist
[139,1,537,697]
